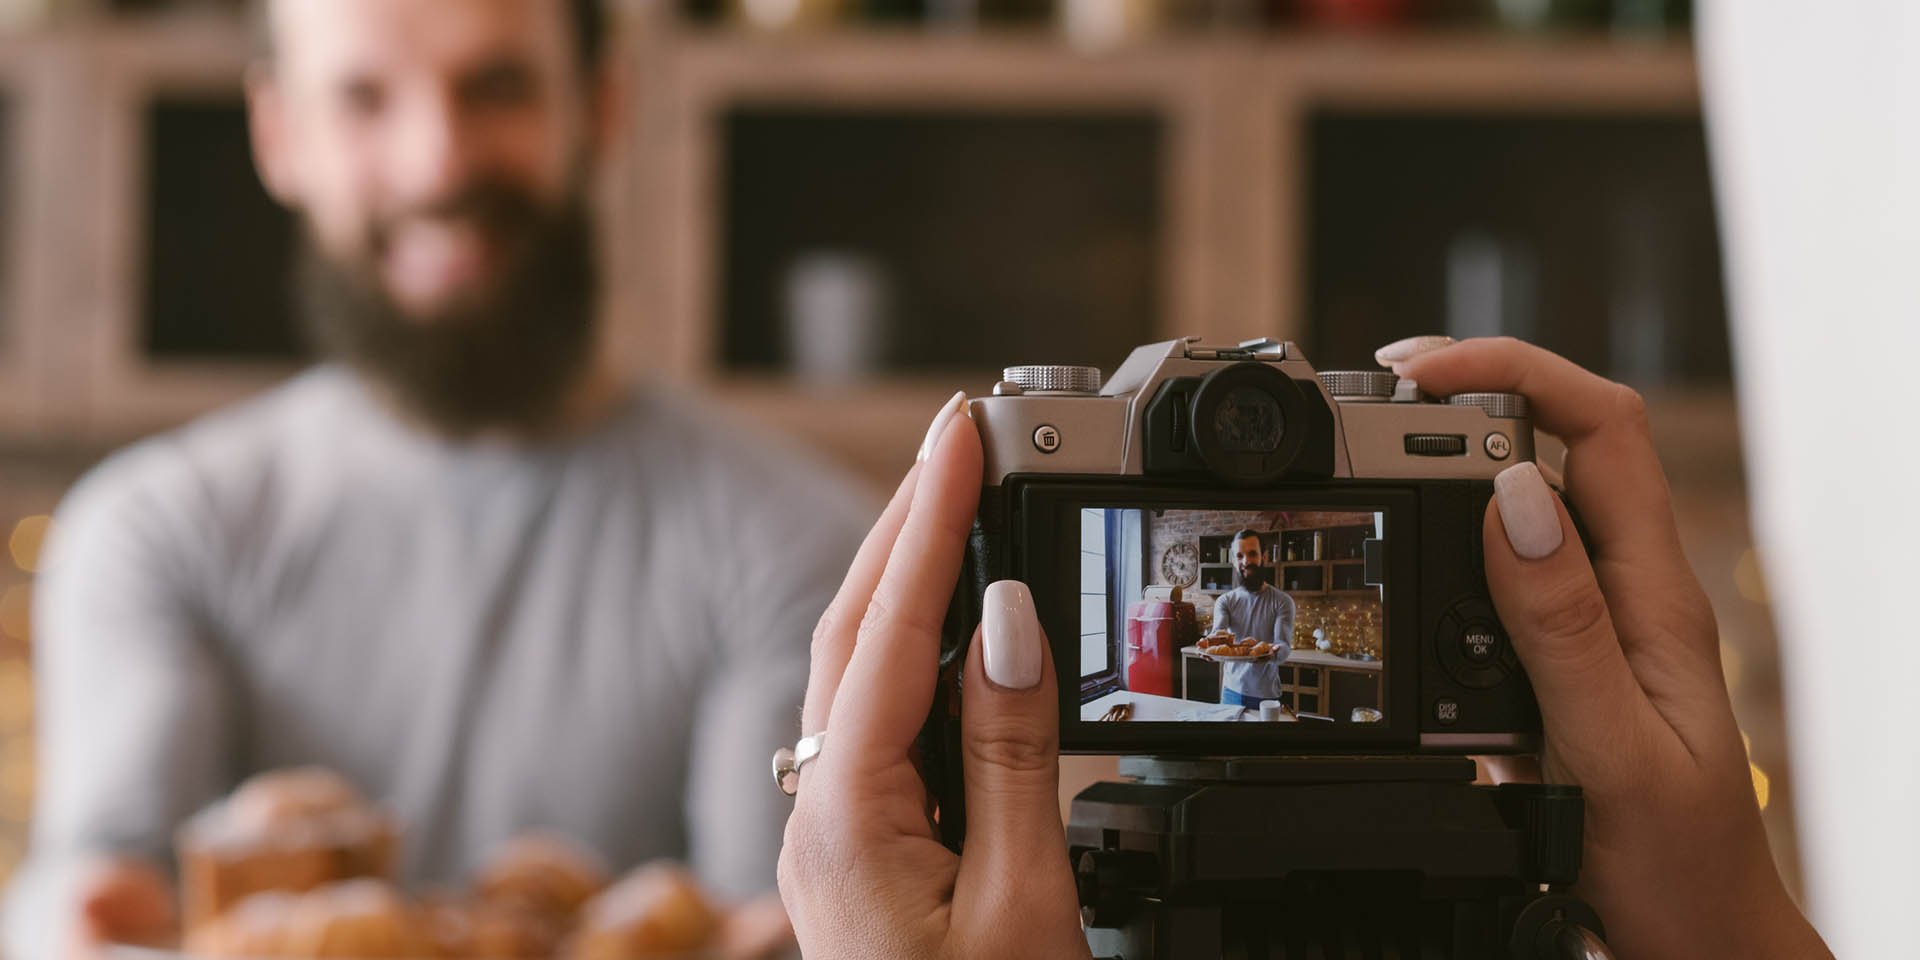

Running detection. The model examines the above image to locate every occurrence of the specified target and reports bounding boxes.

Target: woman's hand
[1387,337,1833,960]
[776,393,1091,960]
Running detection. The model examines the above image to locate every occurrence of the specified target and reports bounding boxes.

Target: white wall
[1699,3,1920,955]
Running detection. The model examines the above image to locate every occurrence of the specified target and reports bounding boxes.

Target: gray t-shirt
[1212,584,1295,700]
[1,367,870,960]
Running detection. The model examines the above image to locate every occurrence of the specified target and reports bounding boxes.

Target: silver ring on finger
[772,732,827,797]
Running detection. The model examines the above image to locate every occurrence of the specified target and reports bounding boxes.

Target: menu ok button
[1461,622,1501,664]
[1436,599,1511,690]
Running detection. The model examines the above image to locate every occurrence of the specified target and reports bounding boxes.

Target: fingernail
[917,391,969,463]
[1375,335,1456,367]
[983,580,1043,691]
[1494,462,1564,560]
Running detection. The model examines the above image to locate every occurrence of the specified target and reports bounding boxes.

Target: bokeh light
[8,515,51,574]
[1740,731,1770,809]
[0,585,32,643]
[1734,548,1769,606]
[0,734,33,821]
[0,660,31,729]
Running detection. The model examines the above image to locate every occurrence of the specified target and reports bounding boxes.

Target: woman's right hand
[1388,337,1832,960]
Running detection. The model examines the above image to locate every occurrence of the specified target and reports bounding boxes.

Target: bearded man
[0,2,867,956]
[1212,529,1295,708]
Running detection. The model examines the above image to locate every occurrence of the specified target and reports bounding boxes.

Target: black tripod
[1068,756,1613,960]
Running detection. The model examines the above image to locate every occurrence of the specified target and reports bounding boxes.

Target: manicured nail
[983,580,1043,691]
[1494,462,1564,560]
[917,391,969,463]
[1374,335,1456,367]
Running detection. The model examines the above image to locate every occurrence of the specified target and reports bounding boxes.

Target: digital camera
[922,337,1547,847]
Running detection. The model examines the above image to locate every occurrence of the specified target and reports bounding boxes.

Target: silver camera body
[970,337,1533,485]
[921,339,1591,951]
[921,338,1548,850]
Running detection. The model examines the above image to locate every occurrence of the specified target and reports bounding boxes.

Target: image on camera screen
[1078,507,1387,724]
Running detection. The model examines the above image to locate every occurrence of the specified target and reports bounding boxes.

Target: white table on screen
[1079,690,1296,723]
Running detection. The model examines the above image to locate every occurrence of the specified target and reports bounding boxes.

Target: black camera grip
[919,487,1007,851]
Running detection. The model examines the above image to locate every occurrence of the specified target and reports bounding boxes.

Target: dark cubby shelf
[720,108,1161,379]
[142,96,301,362]
[1308,110,1728,386]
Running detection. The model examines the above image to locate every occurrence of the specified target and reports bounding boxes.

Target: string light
[8,516,50,574]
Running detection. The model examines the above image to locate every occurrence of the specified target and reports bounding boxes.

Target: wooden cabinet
[1194,524,1380,597]
[1280,662,1381,718]
[1327,667,1382,720]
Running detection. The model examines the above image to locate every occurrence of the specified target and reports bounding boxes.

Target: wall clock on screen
[1161,541,1200,588]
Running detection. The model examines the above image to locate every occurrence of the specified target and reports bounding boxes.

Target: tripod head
[1068,756,1612,960]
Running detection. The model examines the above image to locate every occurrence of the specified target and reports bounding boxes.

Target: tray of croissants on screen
[1195,629,1280,662]
[105,767,795,960]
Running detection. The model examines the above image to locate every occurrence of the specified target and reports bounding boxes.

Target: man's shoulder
[69,370,353,504]
[47,369,363,573]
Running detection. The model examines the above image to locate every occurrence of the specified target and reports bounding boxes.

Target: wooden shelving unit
[0,14,1701,476]
[624,27,1698,476]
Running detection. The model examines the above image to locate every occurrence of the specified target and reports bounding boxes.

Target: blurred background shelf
[0,16,1710,458]
[617,24,1706,471]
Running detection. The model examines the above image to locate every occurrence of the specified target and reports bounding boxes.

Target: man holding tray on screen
[1212,530,1295,708]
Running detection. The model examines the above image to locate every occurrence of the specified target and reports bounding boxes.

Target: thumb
[1484,463,1652,773]
[960,580,1069,863]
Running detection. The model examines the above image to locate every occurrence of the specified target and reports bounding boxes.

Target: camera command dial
[1316,370,1399,400]
[1003,364,1103,395]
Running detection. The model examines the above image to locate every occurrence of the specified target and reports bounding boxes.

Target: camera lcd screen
[1078,507,1387,725]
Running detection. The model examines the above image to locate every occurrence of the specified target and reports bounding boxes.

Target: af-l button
[1033,425,1062,454]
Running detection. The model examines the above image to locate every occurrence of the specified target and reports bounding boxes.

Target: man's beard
[1238,566,1271,590]
[297,185,599,437]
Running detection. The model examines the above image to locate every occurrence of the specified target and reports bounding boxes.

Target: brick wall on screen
[1293,595,1384,658]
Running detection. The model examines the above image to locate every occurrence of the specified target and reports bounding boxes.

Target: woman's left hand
[775,393,1092,960]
